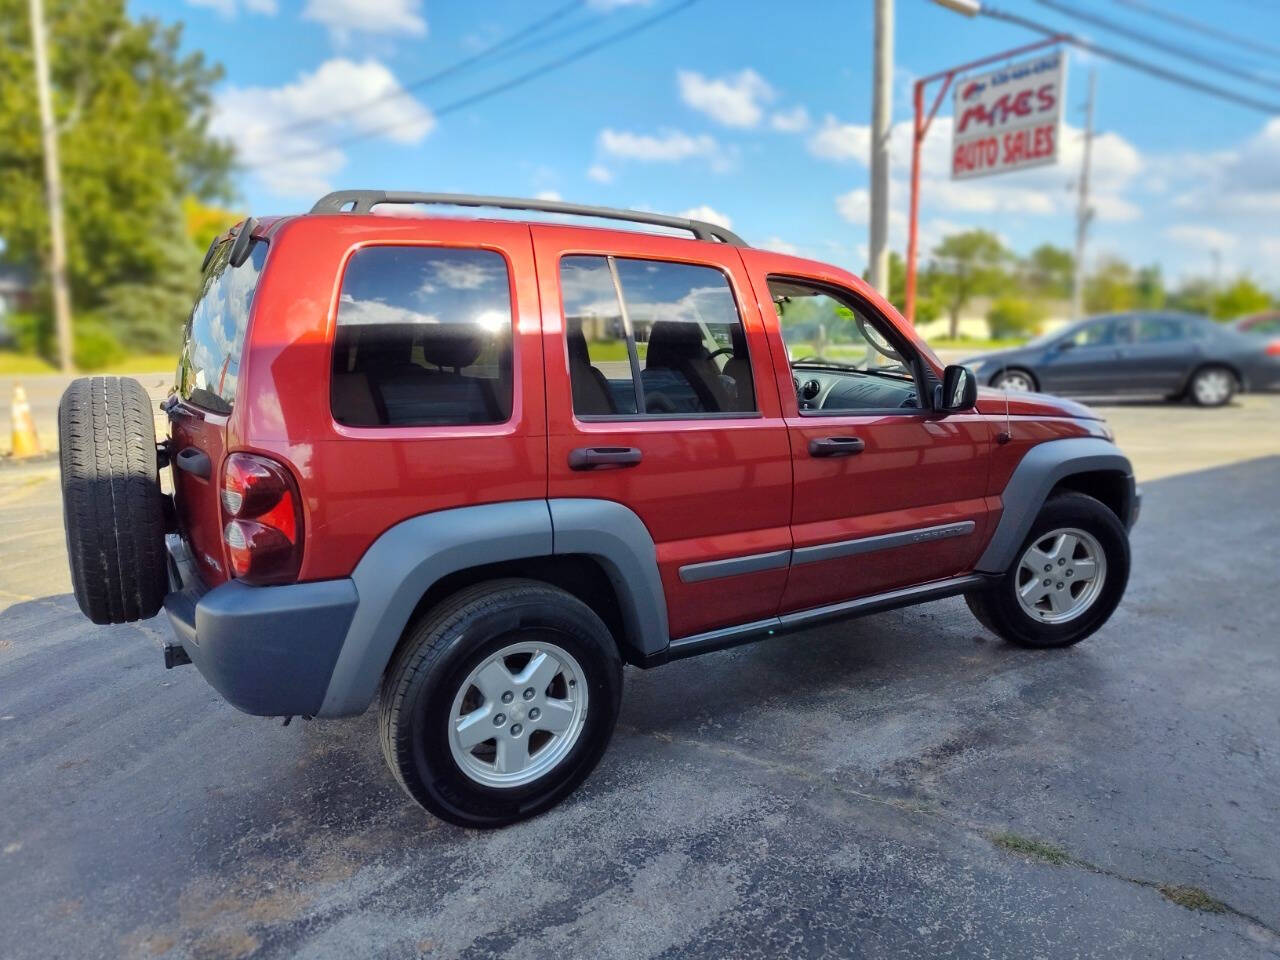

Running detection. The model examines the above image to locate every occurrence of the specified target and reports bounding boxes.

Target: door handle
[808,436,865,458]
[568,446,643,470]
[174,446,211,479]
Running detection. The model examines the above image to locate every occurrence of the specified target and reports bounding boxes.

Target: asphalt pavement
[1,399,1278,959]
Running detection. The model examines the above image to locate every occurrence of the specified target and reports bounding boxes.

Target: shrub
[987,297,1046,340]
[73,316,127,370]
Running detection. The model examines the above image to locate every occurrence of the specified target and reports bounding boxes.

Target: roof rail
[308,190,748,246]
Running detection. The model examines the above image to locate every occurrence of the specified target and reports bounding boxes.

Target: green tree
[1024,244,1074,299]
[1084,257,1137,313]
[0,0,232,355]
[1210,275,1272,320]
[929,230,1008,339]
[986,296,1046,340]
[1134,264,1165,310]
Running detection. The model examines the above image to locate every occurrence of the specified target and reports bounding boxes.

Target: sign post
[904,36,1067,325]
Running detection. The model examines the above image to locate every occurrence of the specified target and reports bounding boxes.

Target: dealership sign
[951,52,1064,180]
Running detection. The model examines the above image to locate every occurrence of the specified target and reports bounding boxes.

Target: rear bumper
[163,536,358,717]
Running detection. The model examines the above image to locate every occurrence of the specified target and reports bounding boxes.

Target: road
[1,398,1278,959]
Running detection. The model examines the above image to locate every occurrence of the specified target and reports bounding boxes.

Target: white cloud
[598,128,731,171]
[1163,224,1238,252]
[678,205,732,229]
[213,58,435,198]
[762,236,800,255]
[302,0,426,39]
[535,190,563,202]
[587,164,614,183]
[677,69,774,128]
[770,106,810,133]
[808,115,872,163]
[185,0,276,15]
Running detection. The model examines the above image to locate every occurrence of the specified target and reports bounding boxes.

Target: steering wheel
[856,316,905,363]
[708,347,735,362]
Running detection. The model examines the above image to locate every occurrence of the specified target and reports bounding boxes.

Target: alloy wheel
[447,640,589,788]
[1015,527,1108,624]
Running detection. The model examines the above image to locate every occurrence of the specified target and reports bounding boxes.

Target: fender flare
[316,498,667,717]
[976,436,1136,574]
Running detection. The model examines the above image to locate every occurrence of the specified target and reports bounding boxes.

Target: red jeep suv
[58,192,1139,827]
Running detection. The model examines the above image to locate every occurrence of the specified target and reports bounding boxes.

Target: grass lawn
[0,351,175,376]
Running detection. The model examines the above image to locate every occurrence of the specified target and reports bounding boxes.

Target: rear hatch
[168,233,269,587]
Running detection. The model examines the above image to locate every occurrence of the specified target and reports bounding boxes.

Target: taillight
[1265,340,1280,356]
[221,452,303,584]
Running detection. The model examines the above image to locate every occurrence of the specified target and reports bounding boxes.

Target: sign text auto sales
[951,52,1064,180]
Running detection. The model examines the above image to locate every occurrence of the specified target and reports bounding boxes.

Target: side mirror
[935,364,977,412]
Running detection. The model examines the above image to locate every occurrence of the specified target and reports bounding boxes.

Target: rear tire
[966,492,1129,649]
[58,377,168,624]
[379,579,623,828]
[1187,365,1236,407]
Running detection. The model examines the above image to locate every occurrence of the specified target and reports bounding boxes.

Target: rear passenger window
[561,255,755,417]
[1136,316,1187,342]
[331,247,513,427]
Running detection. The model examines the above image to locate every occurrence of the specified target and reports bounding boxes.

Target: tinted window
[331,247,513,427]
[1136,316,1188,343]
[178,239,268,413]
[562,255,754,416]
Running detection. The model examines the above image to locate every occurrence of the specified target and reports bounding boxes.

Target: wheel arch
[976,437,1137,574]
[1181,360,1244,397]
[316,499,668,717]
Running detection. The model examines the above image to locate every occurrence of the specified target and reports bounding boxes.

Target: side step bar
[651,574,991,665]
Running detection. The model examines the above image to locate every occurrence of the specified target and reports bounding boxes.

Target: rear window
[330,246,513,427]
[177,239,268,414]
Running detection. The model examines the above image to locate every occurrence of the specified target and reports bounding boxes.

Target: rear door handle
[568,446,643,470]
[174,446,211,479]
[808,436,865,458]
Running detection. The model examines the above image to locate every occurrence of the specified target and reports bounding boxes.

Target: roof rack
[308,190,748,246]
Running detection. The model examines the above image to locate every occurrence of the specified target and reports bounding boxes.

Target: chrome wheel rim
[1193,369,1232,405]
[1015,527,1107,624]
[448,640,589,789]
[998,371,1033,392]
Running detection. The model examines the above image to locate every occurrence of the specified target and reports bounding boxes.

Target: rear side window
[561,255,755,417]
[331,246,513,427]
[1135,316,1188,342]
[177,239,268,414]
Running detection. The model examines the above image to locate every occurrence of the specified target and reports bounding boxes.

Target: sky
[132,0,1280,288]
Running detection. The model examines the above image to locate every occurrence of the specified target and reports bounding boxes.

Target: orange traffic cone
[9,384,42,458]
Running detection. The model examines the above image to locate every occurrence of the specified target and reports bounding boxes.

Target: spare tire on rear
[59,377,169,624]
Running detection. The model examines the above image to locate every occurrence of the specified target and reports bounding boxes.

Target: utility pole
[1070,69,1096,322]
[28,0,74,372]
[868,0,894,297]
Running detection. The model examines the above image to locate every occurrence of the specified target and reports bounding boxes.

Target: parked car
[58,191,1140,827]
[963,311,1280,406]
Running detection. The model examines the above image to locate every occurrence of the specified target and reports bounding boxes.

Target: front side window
[1071,318,1130,348]
[331,246,513,427]
[770,278,921,412]
[178,239,268,414]
[561,255,755,417]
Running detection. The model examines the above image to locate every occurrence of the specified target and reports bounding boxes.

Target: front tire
[966,492,1129,649]
[378,579,623,828]
[991,367,1037,393]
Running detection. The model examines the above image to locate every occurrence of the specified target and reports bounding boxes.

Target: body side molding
[976,436,1136,574]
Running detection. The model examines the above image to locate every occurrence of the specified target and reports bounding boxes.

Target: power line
[266,0,587,137]
[1033,0,1280,94]
[980,5,1280,114]
[253,0,703,169]
[1113,0,1280,62]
